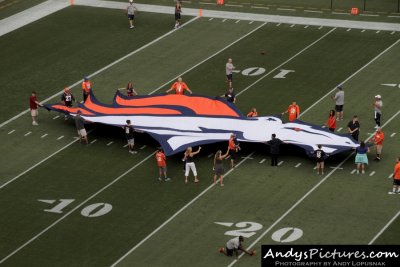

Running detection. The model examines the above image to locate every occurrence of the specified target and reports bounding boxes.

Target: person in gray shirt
[332,85,344,121]
[126,0,138,29]
[373,94,383,128]
[75,110,88,144]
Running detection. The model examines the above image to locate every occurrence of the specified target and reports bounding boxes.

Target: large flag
[45,91,358,156]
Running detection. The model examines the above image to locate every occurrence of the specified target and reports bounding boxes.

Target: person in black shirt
[313,144,327,175]
[123,120,138,154]
[347,115,360,141]
[61,88,75,120]
[221,87,236,103]
[266,134,284,166]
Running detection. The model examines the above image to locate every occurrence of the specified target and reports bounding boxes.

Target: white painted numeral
[241,67,266,76]
[273,69,295,79]
[224,222,263,238]
[271,227,303,243]
[81,203,113,217]
[39,199,112,218]
[42,199,75,214]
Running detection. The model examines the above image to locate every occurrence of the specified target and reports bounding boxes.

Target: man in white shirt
[126,0,138,29]
[332,85,344,121]
[219,236,255,259]
[226,58,235,88]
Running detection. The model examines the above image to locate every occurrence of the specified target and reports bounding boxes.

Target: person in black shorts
[347,115,360,141]
[61,87,75,120]
[228,133,240,168]
[174,1,182,29]
[213,148,230,186]
[313,144,327,175]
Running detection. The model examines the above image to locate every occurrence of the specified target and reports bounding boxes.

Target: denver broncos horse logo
[45,91,358,156]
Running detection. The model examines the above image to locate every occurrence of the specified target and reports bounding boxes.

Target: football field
[1,3,400,267]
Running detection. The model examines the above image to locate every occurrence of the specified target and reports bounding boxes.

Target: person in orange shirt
[81,76,92,102]
[166,77,192,95]
[247,107,258,117]
[155,148,170,181]
[282,101,300,122]
[371,127,384,161]
[388,157,400,194]
[325,110,336,132]
[228,133,240,168]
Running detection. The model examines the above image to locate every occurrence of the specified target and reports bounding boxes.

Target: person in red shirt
[166,77,192,95]
[247,107,258,117]
[29,91,42,126]
[388,157,400,194]
[228,133,240,168]
[282,101,300,122]
[371,127,384,161]
[155,148,170,181]
[82,76,92,102]
[325,110,336,132]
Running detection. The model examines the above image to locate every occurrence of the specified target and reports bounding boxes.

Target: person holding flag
[282,101,300,122]
[228,133,240,168]
[247,107,258,117]
[81,76,92,102]
[371,127,384,161]
[166,77,192,95]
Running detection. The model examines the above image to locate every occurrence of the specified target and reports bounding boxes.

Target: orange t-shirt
[228,138,237,151]
[247,111,258,117]
[82,81,92,93]
[394,162,400,180]
[170,82,189,95]
[373,132,385,145]
[155,152,166,167]
[287,104,300,121]
[326,116,336,129]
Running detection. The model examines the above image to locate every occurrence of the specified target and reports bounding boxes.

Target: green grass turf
[0,6,176,122]
[1,6,400,267]
[0,0,46,20]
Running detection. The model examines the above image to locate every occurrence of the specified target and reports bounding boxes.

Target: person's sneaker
[356,170,360,174]
[129,150,138,154]
[388,191,396,194]
[361,170,365,174]
[376,157,381,161]
[32,121,39,126]
[321,172,324,175]
[129,26,134,29]
[374,125,379,129]
[219,247,225,253]
[158,177,162,181]
[165,177,171,181]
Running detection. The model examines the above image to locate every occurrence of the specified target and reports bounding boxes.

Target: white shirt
[226,237,240,250]
[226,63,234,75]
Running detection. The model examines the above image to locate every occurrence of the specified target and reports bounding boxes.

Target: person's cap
[337,85,343,89]
[83,76,89,80]
[375,94,381,99]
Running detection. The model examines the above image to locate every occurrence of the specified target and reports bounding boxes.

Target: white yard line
[369,210,400,244]
[259,159,266,164]
[236,28,336,97]
[0,16,200,129]
[351,169,357,174]
[106,141,113,146]
[278,161,284,166]
[57,135,64,140]
[295,163,302,167]
[111,153,254,267]
[390,132,396,137]
[0,152,156,265]
[24,132,31,137]
[228,110,400,266]
[300,38,400,118]
[90,139,97,144]
[40,134,48,138]
[369,171,376,176]
[7,130,15,134]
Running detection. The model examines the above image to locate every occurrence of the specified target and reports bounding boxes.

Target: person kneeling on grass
[219,236,255,259]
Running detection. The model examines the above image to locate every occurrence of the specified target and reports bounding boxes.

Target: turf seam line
[228,109,400,266]
[0,16,200,129]
[236,27,336,97]
[300,38,400,118]
[0,151,156,264]
[110,152,255,267]
[369,210,400,244]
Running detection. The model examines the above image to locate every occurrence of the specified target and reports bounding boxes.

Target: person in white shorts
[183,146,201,184]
